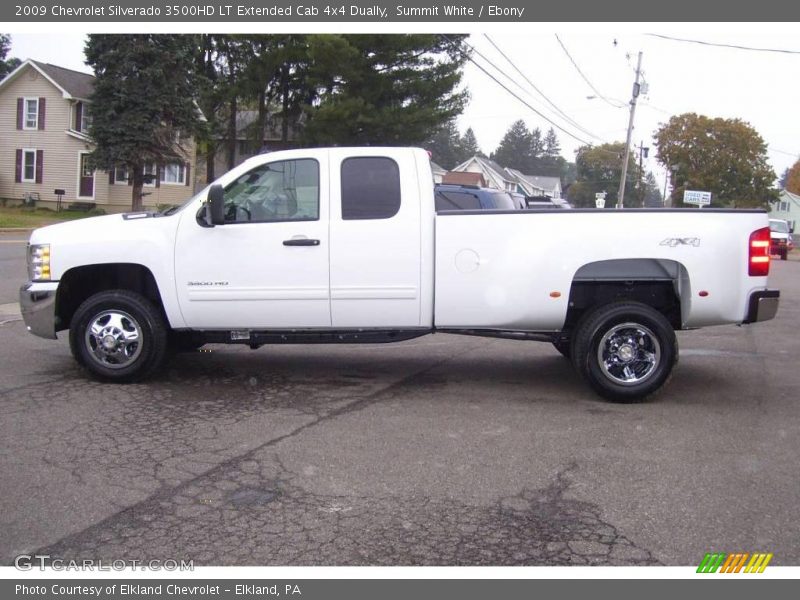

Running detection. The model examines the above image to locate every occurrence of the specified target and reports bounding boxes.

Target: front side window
[24,98,38,129]
[223,158,319,223]
[22,150,36,182]
[163,163,186,185]
[341,157,401,220]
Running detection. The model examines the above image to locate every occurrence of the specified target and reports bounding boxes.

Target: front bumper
[743,289,780,324]
[19,281,59,339]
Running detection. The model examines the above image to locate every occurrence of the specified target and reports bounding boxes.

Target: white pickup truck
[20,147,779,402]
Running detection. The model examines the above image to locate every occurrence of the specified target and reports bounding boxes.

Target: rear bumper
[743,289,779,324]
[19,281,59,339]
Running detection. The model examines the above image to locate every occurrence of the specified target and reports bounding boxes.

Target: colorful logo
[697,552,773,573]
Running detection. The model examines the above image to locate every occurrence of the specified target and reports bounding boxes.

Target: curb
[0,228,33,234]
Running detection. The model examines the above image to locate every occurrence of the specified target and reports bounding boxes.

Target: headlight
[28,244,51,281]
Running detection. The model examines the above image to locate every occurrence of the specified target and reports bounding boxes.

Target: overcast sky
[8,30,799,185]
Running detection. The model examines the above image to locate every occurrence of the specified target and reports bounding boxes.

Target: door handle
[283,238,320,246]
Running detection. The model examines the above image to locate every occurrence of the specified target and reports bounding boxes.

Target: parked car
[526,194,572,209]
[434,184,517,211]
[768,218,793,260]
[508,192,527,210]
[20,147,779,402]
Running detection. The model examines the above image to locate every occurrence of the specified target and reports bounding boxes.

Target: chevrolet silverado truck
[20,147,779,402]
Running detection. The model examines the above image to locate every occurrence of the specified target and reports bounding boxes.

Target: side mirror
[206,184,225,226]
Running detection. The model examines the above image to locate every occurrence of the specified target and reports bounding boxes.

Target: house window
[80,109,91,133]
[143,163,158,187]
[779,201,789,212]
[24,98,39,129]
[114,166,129,184]
[162,163,186,185]
[22,149,37,182]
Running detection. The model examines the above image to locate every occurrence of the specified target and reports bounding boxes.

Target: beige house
[0,59,197,213]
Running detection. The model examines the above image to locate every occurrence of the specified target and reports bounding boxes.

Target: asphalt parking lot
[0,230,798,566]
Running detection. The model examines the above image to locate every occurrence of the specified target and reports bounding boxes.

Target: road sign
[684,190,712,206]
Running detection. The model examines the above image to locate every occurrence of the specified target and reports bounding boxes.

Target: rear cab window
[341,157,401,220]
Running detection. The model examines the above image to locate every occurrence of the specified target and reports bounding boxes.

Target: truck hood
[29,212,174,246]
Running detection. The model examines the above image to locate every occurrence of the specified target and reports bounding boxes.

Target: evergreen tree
[491,120,533,172]
[302,34,469,146]
[459,127,482,161]
[85,35,204,211]
[426,120,462,169]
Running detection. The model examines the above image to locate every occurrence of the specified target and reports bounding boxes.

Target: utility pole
[637,141,649,206]
[616,51,643,209]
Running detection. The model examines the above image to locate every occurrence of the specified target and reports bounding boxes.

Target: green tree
[426,120,462,169]
[654,113,777,208]
[785,159,800,194]
[0,34,21,78]
[301,34,468,146]
[491,120,533,172]
[459,127,483,161]
[85,35,204,211]
[567,142,641,208]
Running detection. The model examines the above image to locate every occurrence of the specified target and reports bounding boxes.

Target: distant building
[430,161,447,184]
[451,155,561,199]
[0,59,198,212]
[769,189,800,231]
[201,110,299,184]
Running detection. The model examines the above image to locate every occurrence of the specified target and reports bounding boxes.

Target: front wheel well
[56,263,165,332]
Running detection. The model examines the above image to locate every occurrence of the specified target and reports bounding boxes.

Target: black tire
[571,301,677,403]
[69,290,168,382]
[552,338,571,359]
[780,248,788,260]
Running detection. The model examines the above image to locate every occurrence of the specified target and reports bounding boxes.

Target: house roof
[0,59,95,100]
[31,60,95,100]
[781,189,800,204]
[429,161,447,175]
[518,173,562,192]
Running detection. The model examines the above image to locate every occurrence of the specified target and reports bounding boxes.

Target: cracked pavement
[1,233,799,566]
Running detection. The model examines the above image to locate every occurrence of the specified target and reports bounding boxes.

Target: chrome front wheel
[85,310,143,368]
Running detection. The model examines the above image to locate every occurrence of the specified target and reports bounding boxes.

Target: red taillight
[749,227,771,277]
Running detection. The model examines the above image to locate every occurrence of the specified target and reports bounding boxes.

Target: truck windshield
[770,221,789,233]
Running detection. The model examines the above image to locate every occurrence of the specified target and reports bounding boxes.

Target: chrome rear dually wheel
[572,302,677,402]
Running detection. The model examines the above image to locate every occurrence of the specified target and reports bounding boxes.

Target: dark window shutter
[185,162,191,186]
[38,98,46,130]
[75,102,83,132]
[16,98,23,130]
[35,150,43,184]
[108,168,115,185]
[15,149,22,183]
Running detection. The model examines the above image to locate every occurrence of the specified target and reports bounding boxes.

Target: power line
[554,34,627,109]
[442,35,593,146]
[482,34,602,141]
[646,33,800,56]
